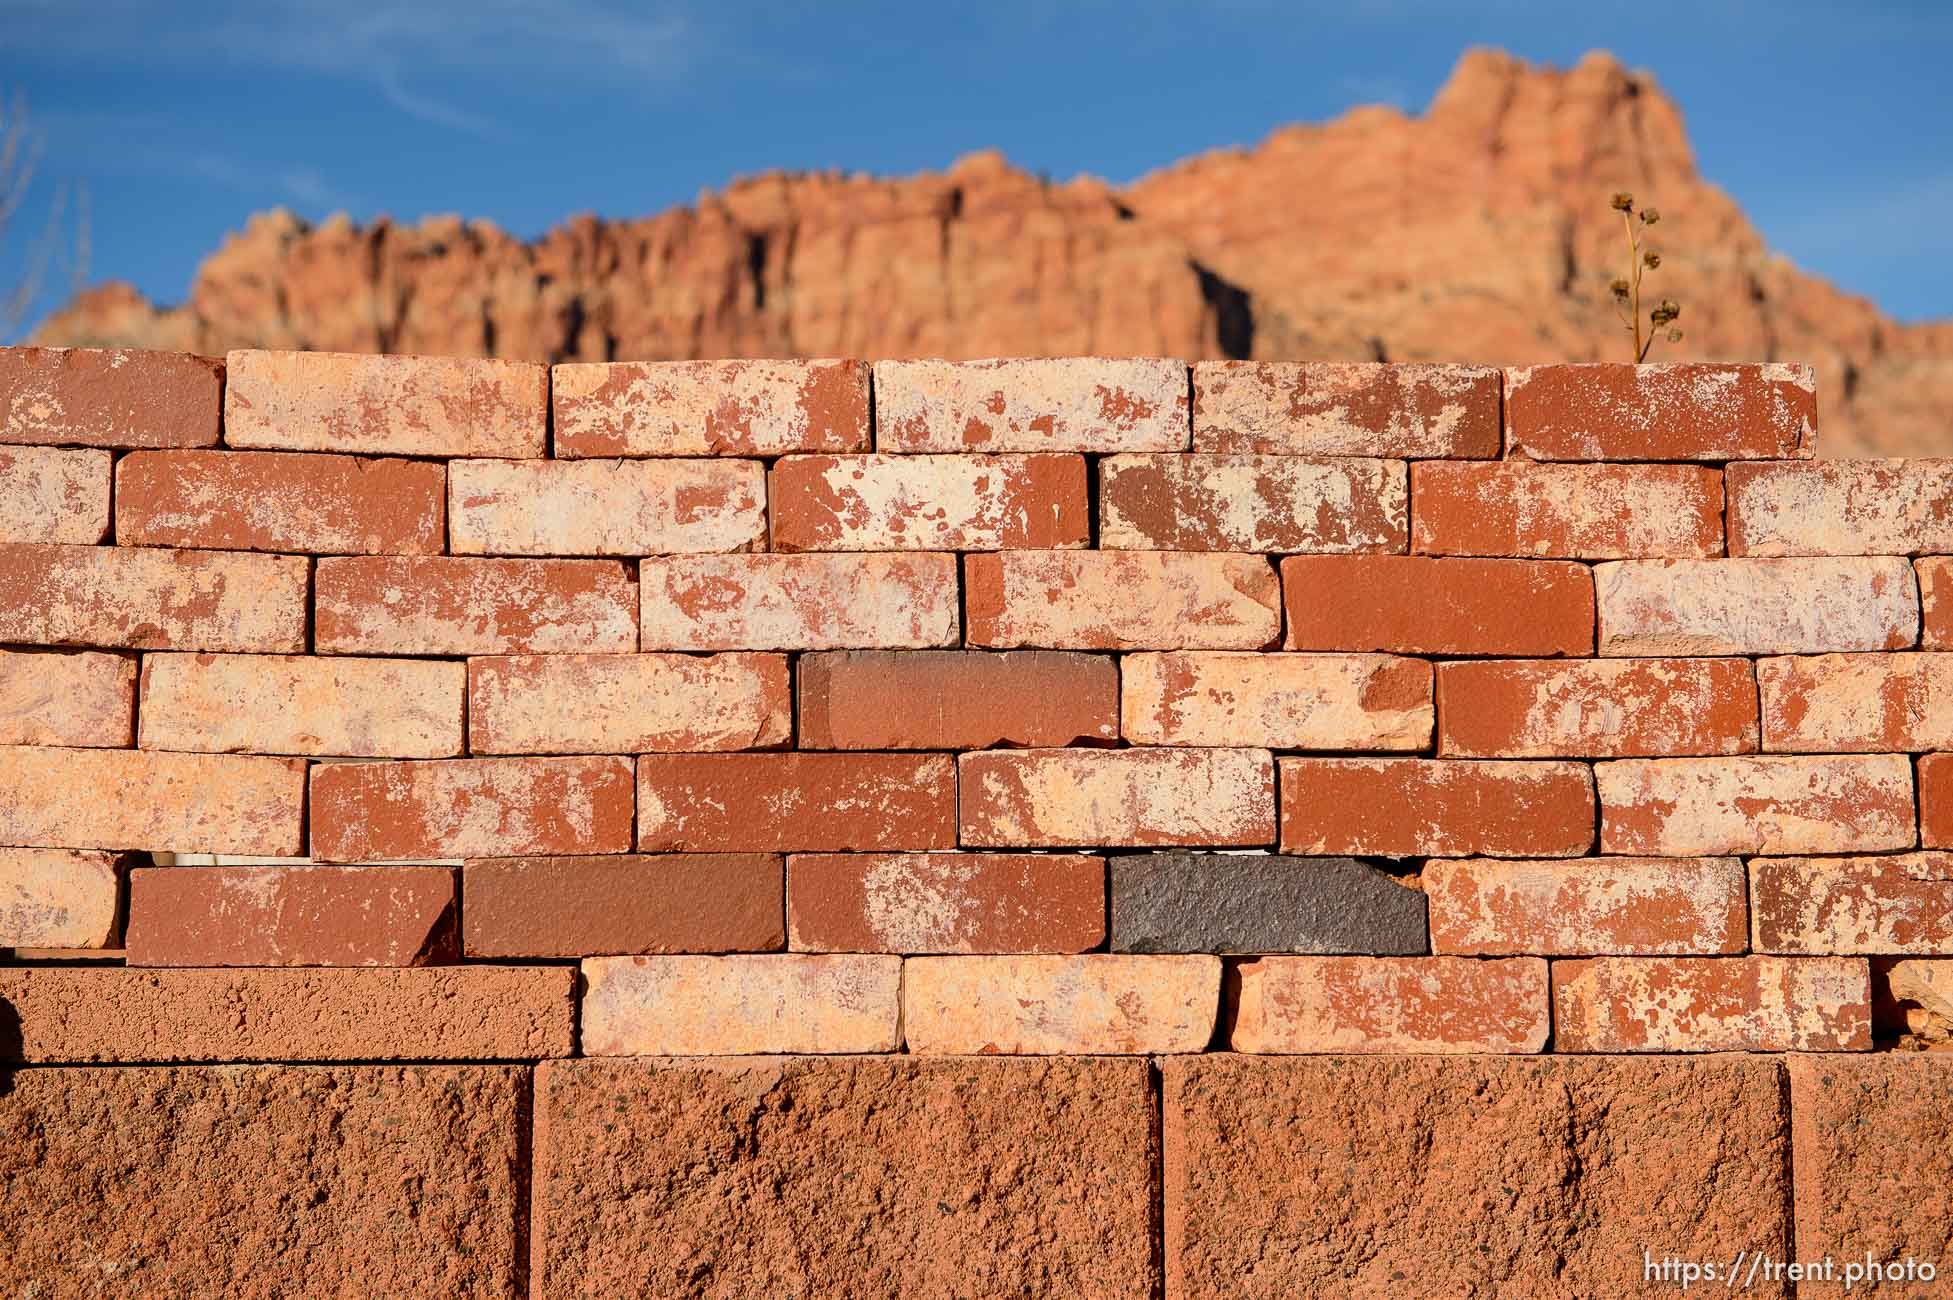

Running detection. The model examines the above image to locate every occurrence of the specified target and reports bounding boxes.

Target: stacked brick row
[3,347,1952,1065]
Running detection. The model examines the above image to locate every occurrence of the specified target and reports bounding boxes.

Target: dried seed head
[1668,328,1684,342]
[1611,192,1635,212]
[1643,251,1661,269]
[1610,278,1632,298]
[1640,208,1661,225]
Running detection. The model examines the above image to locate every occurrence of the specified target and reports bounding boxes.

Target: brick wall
[2,345,1950,1296]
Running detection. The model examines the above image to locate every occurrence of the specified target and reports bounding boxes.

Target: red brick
[771,453,1088,550]
[115,449,445,553]
[1920,557,1953,649]
[0,445,110,542]
[467,652,789,754]
[1596,755,1916,855]
[0,848,121,948]
[0,966,573,1061]
[139,652,465,757]
[1192,360,1500,457]
[310,756,635,861]
[1437,657,1757,757]
[1099,453,1406,552]
[533,1056,1156,1298]
[0,346,222,448]
[1425,856,1746,956]
[1279,758,1594,857]
[637,753,955,852]
[1760,652,1953,752]
[1123,650,1431,749]
[788,852,1103,953]
[580,954,901,1054]
[1921,753,1953,848]
[225,348,547,456]
[961,748,1276,848]
[1596,557,1918,655]
[1729,458,1953,555]
[1751,853,1953,955]
[0,1066,526,1296]
[0,544,307,652]
[0,746,304,854]
[904,955,1218,1053]
[641,553,958,650]
[124,864,457,966]
[1553,956,1870,1051]
[1411,460,1724,558]
[798,649,1118,749]
[875,357,1188,453]
[448,456,766,555]
[462,854,783,958]
[553,358,869,456]
[1230,956,1550,1053]
[314,555,637,655]
[1504,362,1817,460]
[0,647,134,747]
[1281,555,1594,655]
[966,551,1280,650]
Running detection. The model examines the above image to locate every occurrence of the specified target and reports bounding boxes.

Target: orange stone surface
[903,955,1219,1053]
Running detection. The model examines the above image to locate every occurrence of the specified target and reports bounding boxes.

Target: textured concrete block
[0,848,121,948]
[966,550,1280,650]
[1595,557,1918,655]
[0,746,305,854]
[225,348,547,456]
[310,756,635,861]
[1750,853,1953,954]
[1123,651,1431,749]
[124,865,457,966]
[771,452,1089,550]
[1437,657,1757,757]
[579,954,901,1055]
[1553,956,1870,1051]
[467,652,790,754]
[641,553,959,650]
[1110,853,1427,954]
[797,649,1118,749]
[1411,460,1724,558]
[960,748,1276,848]
[1504,362,1816,460]
[462,854,783,958]
[139,652,466,758]
[0,543,307,652]
[1230,956,1550,1053]
[637,753,956,852]
[1596,755,1915,855]
[904,955,1219,1053]
[448,456,766,555]
[1425,856,1747,956]
[1282,555,1594,655]
[533,1056,1156,1298]
[0,647,135,747]
[553,358,870,456]
[115,448,446,553]
[1192,361,1500,457]
[0,346,222,448]
[1280,757,1595,857]
[0,444,110,542]
[875,356,1188,452]
[315,555,638,655]
[1099,453,1407,552]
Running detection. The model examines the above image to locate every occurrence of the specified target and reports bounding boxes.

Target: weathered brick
[139,652,465,757]
[1192,360,1501,457]
[961,748,1275,847]
[771,452,1088,550]
[1504,362,1817,460]
[638,753,956,852]
[1411,460,1724,558]
[1099,453,1407,552]
[1883,958,1953,1045]
[788,852,1103,953]
[904,955,1218,1053]
[1280,758,1595,857]
[875,357,1188,452]
[0,848,120,948]
[1789,1056,1953,1300]
[1596,755,1915,855]
[463,854,783,958]
[1110,853,1427,954]
[1553,956,1869,1051]
[1437,657,1757,757]
[797,649,1118,749]
[448,456,765,555]
[641,553,958,650]
[225,349,547,456]
[1282,555,1594,655]
[0,966,573,1061]
[0,746,304,854]
[115,449,445,553]
[1729,458,1953,555]
[314,554,637,655]
[533,1056,1155,1298]
[1123,650,1431,749]
[1231,956,1549,1053]
[966,551,1280,650]
[553,358,869,456]
[1759,652,1953,752]
[1164,1054,1791,1299]
[580,954,901,1054]
[0,647,134,747]
[124,864,456,966]
[0,445,110,542]
[0,543,306,652]
[1425,856,1746,956]
[1751,853,1953,954]
[1920,557,1953,649]
[0,346,222,448]
[1596,557,1918,655]
[310,756,635,861]
[0,1066,526,1296]
[467,652,789,754]
[1926,753,1953,848]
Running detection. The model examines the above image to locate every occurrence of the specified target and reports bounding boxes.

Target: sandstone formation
[32,50,1951,457]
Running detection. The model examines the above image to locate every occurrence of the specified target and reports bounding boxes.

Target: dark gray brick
[1109,854,1428,954]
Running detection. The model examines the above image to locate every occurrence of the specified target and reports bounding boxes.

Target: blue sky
[3,0,1950,338]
